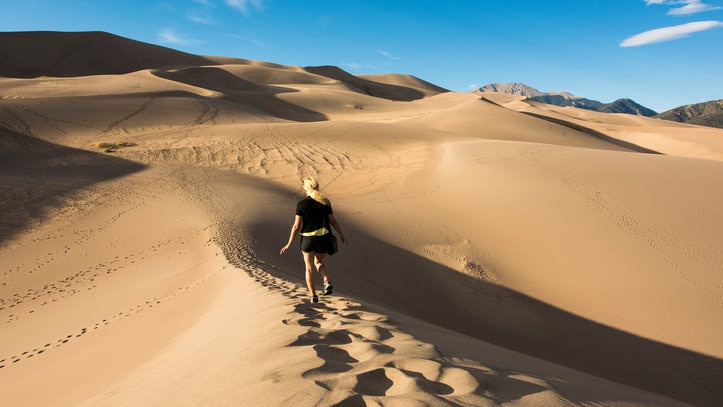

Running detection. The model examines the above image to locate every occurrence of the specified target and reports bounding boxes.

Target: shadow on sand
[479,96,661,155]
[246,189,722,407]
[0,129,146,245]
[152,67,329,122]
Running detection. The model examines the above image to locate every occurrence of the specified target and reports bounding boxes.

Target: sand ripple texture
[2,57,721,406]
[222,237,683,407]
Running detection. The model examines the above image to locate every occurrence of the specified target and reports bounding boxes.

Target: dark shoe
[310,296,319,303]
[322,281,333,295]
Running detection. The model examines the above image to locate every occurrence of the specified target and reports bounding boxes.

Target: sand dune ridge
[2,32,722,406]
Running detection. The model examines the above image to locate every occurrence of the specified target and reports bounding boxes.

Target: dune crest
[2,32,722,406]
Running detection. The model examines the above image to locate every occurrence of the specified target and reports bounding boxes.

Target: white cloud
[645,0,722,15]
[670,0,721,15]
[377,49,401,61]
[620,20,723,46]
[226,0,263,16]
[158,28,183,44]
[230,34,268,48]
[341,62,378,72]
[158,28,199,46]
[341,62,362,70]
[187,9,215,24]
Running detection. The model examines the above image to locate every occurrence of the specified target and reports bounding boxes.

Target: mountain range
[476,83,657,116]
[655,99,723,129]
[476,82,723,129]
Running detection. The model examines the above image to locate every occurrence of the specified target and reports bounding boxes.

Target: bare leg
[302,251,317,297]
[313,253,329,282]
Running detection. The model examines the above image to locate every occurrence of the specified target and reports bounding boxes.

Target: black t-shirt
[296,197,333,233]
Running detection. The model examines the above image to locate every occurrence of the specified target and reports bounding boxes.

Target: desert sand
[1,32,722,406]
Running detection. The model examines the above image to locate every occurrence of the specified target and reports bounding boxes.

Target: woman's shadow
[251,209,723,407]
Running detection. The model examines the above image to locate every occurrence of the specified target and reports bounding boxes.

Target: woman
[280,177,348,303]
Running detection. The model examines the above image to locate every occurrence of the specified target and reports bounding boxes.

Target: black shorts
[300,234,337,255]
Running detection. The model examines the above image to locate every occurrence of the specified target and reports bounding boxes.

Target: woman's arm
[280,215,302,254]
[328,213,349,245]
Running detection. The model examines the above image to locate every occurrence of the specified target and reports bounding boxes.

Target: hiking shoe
[310,296,319,303]
[322,281,333,296]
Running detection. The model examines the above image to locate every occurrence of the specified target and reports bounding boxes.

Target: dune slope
[1,33,722,406]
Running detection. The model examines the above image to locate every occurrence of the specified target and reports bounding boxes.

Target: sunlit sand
[1,32,722,406]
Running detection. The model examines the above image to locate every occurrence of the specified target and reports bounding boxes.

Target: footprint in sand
[0,268,219,369]
[279,290,494,405]
[226,242,548,405]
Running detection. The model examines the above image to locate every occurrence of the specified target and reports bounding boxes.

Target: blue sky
[2,0,722,112]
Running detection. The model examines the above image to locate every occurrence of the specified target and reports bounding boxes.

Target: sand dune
[0,31,217,78]
[1,33,722,406]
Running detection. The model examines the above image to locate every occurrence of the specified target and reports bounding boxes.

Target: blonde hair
[303,177,329,205]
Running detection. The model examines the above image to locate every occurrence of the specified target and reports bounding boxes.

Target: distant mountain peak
[477,83,543,98]
[475,82,657,117]
[656,100,723,129]
[477,82,576,100]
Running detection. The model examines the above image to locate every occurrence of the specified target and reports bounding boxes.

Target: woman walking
[280,177,348,303]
